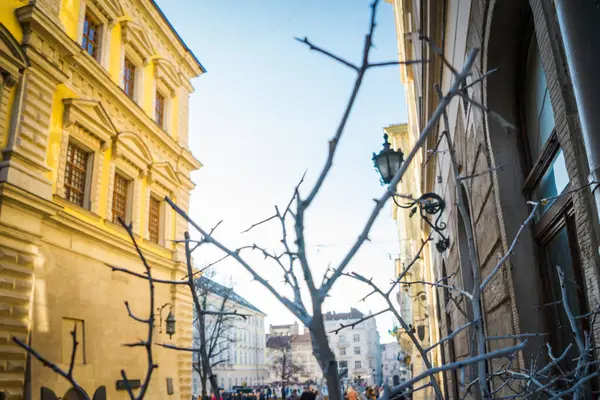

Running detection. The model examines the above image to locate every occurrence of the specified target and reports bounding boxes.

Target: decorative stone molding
[56,123,104,213]
[86,0,124,23]
[0,24,28,80]
[111,131,153,176]
[121,20,155,63]
[58,99,117,213]
[63,99,118,151]
[154,58,180,96]
[148,161,179,193]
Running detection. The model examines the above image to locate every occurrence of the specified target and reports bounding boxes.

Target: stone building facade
[385,0,600,398]
[266,324,322,384]
[192,278,267,394]
[380,342,410,387]
[266,310,382,387]
[324,309,382,386]
[0,0,203,398]
[385,123,443,400]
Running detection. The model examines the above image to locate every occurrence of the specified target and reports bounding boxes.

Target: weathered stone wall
[399,0,600,397]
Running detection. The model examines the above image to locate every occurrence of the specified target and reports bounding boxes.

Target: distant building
[193,277,268,395]
[269,321,301,337]
[266,326,322,384]
[267,308,382,387]
[324,308,382,386]
[381,342,410,386]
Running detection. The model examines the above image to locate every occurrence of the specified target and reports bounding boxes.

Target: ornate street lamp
[157,303,176,339]
[373,133,450,253]
[165,309,176,339]
[372,134,404,185]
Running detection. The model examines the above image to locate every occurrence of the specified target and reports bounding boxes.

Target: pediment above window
[154,58,180,95]
[112,131,154,176]
[63,99,117,150]
[148,161,179,192]
[88,0,124,23]
[121,21,155,62]
[0,24,28,85]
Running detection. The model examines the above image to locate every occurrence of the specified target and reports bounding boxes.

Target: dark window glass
[156,91,165,128]
[124,58,136,99]
[148,196,161,244]
[112,173,129,224]
[65,142,89,207]
[82,12,100,60]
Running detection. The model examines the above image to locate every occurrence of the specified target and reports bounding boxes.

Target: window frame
[155,90,166,129]
[111,170,132,225]
[123,57,136,100]
[517,24,590,376]
[82,10,101,60]
[354,360,361,369]
[77,2,113,68]
[64,140,94,209]
[148,195,161,244]
[354,346,361,355]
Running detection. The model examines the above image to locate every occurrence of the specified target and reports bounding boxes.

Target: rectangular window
[339,361,348,369]
[354,361,361,369]
[156,91,165,128]
[124,58,136,99]
[82,11,100,60]
[339,335,345,343]
[148,196,161,244]
[339,347,346,356]
[353,333,360,342]
[65,142,90,207]
[354,346,361,355]
[112,173,130,224]
[62,318,85,365]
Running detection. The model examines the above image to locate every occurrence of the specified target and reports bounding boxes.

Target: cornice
[16,4,80,58]
[140,0,204,77]
[0,182,62,218]
[46,204,176,270]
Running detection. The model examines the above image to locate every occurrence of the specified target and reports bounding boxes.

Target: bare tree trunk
[197,309,220,398]
[310,308,342,400]
[281,353,287,400]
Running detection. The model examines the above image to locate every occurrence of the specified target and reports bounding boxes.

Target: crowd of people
[195,383,410,400]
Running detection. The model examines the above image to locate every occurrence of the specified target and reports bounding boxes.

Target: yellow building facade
[0,0,203,398]
[385,124,443,400]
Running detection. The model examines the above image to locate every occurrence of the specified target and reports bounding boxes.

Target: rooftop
[195,276,264,315]
[324,307,365,321]
[150,0,206,73]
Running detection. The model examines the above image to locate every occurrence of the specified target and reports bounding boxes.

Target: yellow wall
[0,1,199,397]
[59,0,81,40]
[109,23,123,84]
[0,0,23,42]
[47,84,77,188]
[170,93,179,141]
[143,62,155,115]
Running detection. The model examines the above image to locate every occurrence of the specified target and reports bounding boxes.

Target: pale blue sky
[155,0,408,342]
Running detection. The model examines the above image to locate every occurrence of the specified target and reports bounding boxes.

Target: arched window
[520,32,588,369]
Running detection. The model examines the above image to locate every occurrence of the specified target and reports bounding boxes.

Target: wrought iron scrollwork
[393,192,450,253]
